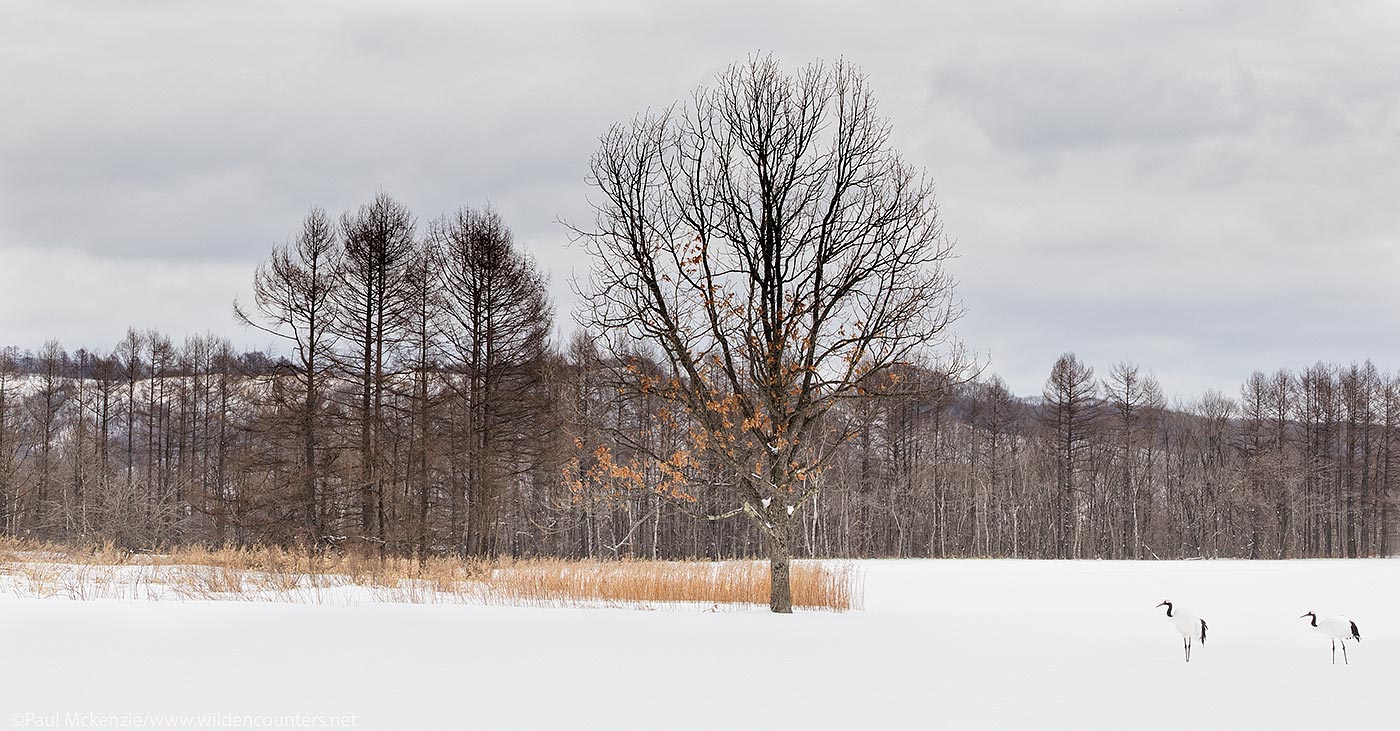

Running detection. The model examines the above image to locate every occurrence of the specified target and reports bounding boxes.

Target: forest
[0,220,1394,562]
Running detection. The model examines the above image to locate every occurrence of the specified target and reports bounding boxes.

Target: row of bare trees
[841,354,1400,561]
[557,351,1398,565]
[0,334,250,546]
[2,330,1396,562]
[229,194,553,557]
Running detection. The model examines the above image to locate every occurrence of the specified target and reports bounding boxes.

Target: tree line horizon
[2,331,1393,559]
[0,58,1394,613]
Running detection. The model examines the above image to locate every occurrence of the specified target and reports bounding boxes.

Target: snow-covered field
[2,559,1395,730]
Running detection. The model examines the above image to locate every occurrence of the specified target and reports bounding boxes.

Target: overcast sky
[2,1,1398,400]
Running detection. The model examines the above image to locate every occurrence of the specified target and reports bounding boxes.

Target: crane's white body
[1301,612,1361,665]
[1157,600,1207,662]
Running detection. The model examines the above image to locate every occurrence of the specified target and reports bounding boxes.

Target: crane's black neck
[1306,612,1317,627]
[1163,602,1173,617]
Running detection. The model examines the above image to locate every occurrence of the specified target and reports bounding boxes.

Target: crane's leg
[1185,638,1191,663]
[1342,641,1349,665]
[1331,640,1336,665]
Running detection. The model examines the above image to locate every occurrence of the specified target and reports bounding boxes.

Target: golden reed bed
[0,539,863,611]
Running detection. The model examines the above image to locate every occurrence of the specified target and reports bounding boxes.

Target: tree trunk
[768,521,794,614]
[303,384,318,543]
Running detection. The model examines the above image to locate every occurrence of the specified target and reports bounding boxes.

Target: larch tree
[969,375,1022,556]
[1266,369,1297,556]
[30,339,71,534]
[434,206,552,557]
[1041,353,1099,559]
[1379,375,1400,555]
[235,206,342,545]
[0,347,17,533]
[116,327,143,499]
[144,330,175,542]
[575,56,966,612]
[398,235,445,559]
[1105,361,1162,558]
[1296,363,1339,555]
[1240,370,1276,558]
[334,193,417,549]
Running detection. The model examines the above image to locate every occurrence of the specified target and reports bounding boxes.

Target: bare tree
[434,206,551,557]
[145,330,175,543]
[397,236,445,558]
[333,193,416,549]
[1239,370,1273,558]
[1379,374,1400,556]
[1189,389,1238,557]
[969,376,1024,556]
[1041,353,1099,559]
[89,352,120,530]
[1105,361,1163,558]
[28,340,72,535]
[575,56,966,612]
[236,207,342,544]
[1296,364,1340,555]
[0,347,18,533]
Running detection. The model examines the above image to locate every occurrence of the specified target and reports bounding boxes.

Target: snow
[1,559,1396,730]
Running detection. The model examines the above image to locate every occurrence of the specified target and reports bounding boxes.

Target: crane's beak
[1298,613,1309,618]
[1155,601,1167,607]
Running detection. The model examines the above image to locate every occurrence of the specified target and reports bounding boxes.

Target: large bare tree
[575,57,965,612]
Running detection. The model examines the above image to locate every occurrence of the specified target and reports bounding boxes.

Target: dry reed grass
[0,537,862,611]
[480,559,862,610]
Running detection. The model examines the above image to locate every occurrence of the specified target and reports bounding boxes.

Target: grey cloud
[2,0,1398,400]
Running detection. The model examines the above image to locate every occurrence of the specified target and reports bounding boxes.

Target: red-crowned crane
[1300,611,1361,665]
[1157,600,1207,662]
